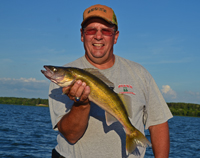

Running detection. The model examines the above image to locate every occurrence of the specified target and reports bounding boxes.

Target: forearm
[149,121,170,158]
[56,80,91,144]
[57,102,90,144]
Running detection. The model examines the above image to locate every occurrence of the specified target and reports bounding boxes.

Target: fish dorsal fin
[84,68,114,89]
[105,111,118,126]
[118,93,132,118]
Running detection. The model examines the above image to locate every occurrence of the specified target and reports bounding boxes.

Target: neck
[85,54,115,70]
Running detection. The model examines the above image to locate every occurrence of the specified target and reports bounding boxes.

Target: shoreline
[0,97,200,117]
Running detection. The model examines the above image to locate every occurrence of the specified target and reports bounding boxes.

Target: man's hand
[62,80,90,105]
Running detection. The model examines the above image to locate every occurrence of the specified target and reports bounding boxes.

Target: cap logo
[88,7,107,14]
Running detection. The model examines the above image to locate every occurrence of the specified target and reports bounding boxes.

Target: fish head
[41,65,75,87]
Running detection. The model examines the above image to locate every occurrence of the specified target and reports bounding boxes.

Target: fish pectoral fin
[118,93,133,118]
[83,68,114,89]
[105,112,118,126]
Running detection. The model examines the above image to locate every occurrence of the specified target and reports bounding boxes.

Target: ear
[80,28,84,42]
[114,31,119,44]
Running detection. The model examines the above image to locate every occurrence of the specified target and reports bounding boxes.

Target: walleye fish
[41,65,151,154]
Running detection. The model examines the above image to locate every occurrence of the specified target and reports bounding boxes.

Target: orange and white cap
[81,4,118,30]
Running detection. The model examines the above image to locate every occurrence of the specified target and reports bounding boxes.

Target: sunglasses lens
[101,28,113,36]
[85,28,97,35]
[84,27,115,36]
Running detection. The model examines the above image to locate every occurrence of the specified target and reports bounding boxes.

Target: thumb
[62,86,70,95]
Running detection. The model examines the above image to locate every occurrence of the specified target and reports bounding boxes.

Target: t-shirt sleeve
[144,75,173,129]
[48,82,74,130]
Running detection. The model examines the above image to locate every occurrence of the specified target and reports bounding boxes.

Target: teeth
[93,44,103,46]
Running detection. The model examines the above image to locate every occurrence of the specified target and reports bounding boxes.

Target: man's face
[81,18,119,68]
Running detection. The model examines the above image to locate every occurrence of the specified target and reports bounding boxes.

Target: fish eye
[53,68,57,72]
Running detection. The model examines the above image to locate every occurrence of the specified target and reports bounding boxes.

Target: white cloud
[0,77,47,83]
[187,91,200,98]
[0,78,50,99]
[161,85,177,99]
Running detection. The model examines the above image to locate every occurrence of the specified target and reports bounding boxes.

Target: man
[49,4,173,158]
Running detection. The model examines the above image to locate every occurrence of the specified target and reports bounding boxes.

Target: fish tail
[126,129,151,154]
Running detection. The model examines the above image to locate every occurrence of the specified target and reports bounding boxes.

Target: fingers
[62,80,90,104]
[74,81,86,99]
[81,85,90,101]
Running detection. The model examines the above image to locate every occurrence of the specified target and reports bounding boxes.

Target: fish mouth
[41,66,58,83]
[41,65,66,84]
[41,66,54,80]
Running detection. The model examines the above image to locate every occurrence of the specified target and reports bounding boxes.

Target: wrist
[73,101,90,107]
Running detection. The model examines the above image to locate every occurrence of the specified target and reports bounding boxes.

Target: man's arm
[148,121,170,158]
[57,80,91,144]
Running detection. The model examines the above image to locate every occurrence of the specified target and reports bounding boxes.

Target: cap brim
[81,15,114,27]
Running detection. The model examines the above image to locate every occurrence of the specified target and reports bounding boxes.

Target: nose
[94,30,103,40]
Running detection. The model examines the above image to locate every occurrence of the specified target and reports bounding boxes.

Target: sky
[0,0,200,104]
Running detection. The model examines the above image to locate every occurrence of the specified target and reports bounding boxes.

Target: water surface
[0,104,199,157]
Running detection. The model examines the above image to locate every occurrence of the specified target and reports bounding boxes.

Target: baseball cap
[81,4,118,30]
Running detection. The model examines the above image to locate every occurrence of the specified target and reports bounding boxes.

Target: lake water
[0,104,199,158]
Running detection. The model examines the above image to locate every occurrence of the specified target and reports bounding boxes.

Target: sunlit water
[145,114,200,157]
[0,104,199,158]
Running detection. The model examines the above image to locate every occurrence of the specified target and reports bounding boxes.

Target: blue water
[0,104,200,158]
[0,104,57,158]
[145,114,200,157]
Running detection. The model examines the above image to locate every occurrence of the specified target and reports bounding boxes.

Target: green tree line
[167,102,200,117]
[0,97,200,117]
[0,97,48,106]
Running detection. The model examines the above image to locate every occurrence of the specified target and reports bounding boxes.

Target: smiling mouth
[93,43,104,47]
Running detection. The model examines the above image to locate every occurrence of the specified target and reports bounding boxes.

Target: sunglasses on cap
[83,27,116,36]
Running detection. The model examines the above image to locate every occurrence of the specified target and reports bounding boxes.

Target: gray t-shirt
[48,55,173,158]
